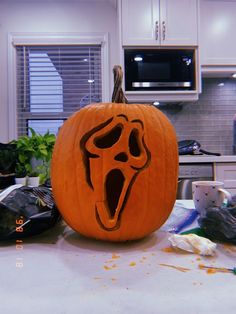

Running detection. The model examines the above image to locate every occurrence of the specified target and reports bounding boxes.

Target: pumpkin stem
[112,65,128,104]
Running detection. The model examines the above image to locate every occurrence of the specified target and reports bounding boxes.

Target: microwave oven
[124,48,196,92]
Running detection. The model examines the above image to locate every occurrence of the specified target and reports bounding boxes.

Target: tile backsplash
[161,78,236,156]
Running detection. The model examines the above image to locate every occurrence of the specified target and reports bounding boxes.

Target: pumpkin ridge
[151,108,171,232]
[52,114,85,232]
[72,110,92,236]
[128,104,151,239]
[73,107,101,237]
[156,108,178,226]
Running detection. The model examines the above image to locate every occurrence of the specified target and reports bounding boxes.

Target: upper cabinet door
[160,0,198,46]
[200,0,236,65]
[121,0,159,45]
[121,0,198,46]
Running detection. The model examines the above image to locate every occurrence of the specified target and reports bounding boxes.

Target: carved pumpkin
[51,67,178,241]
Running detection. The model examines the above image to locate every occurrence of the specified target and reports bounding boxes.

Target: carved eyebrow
[131,119,144,129]
[117,114,128,121]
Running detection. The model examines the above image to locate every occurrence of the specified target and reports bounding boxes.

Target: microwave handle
[155,21,159,41]
[162,21,166,41]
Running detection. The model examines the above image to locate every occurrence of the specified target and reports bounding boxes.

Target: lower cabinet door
[214,163,236,196]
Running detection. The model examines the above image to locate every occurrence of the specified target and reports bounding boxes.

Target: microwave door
[124,49,195,91]
[132,82,192,88]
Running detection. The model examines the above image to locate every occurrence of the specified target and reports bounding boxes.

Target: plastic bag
[0,143,17,174]
[168,233,217,256]
[0,185,60,240]
[161,201,199,233]
[198,195,236,244]
[0,143,17,189]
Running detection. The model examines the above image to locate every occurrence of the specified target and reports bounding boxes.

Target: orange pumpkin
[51,102,178,241]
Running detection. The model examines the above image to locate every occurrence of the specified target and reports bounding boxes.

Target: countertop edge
[179,155,236,163]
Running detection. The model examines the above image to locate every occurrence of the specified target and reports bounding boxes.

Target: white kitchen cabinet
[121,0,198,46]
[200,0,236,66]
[214,163,236,195]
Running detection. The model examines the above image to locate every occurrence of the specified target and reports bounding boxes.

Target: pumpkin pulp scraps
[159,263,190,273]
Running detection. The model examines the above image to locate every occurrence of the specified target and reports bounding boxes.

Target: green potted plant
[14,162,27,185]
[14,128,56,186]
[14,135,32,185]
[25,163,40,187]
[27,128,56,184]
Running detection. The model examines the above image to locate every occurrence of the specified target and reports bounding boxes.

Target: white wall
[0,0,119,142]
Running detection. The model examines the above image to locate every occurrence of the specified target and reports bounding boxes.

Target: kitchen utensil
[199,264,236,274]
[178,140,221,156]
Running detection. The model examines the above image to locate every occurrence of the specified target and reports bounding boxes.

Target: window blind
[16,45,102,136]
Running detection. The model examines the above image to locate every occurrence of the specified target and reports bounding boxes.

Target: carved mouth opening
[105,169,125,219]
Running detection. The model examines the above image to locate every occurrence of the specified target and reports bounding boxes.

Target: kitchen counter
[179,155,236,163]
[0,200,236,314]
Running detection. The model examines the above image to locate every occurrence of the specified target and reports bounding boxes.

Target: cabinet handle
[155,21,159,41]
[162,21,166,40]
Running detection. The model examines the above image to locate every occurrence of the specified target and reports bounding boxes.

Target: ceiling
[2,0,118,9]
[4,0,116,3]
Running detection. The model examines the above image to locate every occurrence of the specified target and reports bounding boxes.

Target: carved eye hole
[114,152,128,162]
[94,125,122,148]
[129,129,141,157]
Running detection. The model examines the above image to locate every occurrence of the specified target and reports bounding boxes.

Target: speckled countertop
[0,200,236,314]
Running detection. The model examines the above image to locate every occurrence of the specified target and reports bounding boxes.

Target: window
[16,45,102,136]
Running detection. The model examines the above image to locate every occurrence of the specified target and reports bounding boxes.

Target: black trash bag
[0,186,60,241]
[0,143,17,174]
[0,143,17,189]
[198,196,236,244]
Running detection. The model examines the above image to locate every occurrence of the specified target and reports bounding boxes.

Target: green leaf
[40,149,48,156]
[29,127,36,137]
[19,154,26,163]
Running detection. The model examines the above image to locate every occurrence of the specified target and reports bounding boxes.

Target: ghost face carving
[80,114,150,231]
